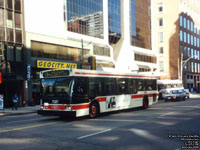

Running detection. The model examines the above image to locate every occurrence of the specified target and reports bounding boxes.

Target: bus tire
[143,97,149,109]
[89,102,99,119]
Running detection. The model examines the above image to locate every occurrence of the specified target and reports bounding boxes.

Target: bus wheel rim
[91,105,96,116]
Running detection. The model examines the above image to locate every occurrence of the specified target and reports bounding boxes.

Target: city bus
[37,69,158,118]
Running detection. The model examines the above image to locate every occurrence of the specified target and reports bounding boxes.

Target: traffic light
[88,56,96,70]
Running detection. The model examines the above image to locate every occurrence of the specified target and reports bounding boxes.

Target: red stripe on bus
[131,95,144,99]
[71,104,90,110]
[75,72,156,79]
[46,105,66,110]
[96,97,106,102]
[132,93,158,99]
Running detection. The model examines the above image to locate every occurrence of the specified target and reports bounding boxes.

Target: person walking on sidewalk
[12,93,19,110]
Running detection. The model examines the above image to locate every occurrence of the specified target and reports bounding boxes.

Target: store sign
[37,60,77,69]
[0,94,4,110]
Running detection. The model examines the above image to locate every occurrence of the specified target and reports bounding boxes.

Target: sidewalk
[0,105,40,117]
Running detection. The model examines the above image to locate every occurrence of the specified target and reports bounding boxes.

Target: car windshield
[171,90,178,94]
[41,77,73,100]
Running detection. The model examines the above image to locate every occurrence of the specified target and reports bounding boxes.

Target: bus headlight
[66,107,72,111]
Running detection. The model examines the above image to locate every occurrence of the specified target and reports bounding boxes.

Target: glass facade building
[0,0,24,107]
[130,0,151,49]
[108,0,121,44]
[66,0,103,38]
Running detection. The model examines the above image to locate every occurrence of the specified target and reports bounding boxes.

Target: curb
[0,110,37,117]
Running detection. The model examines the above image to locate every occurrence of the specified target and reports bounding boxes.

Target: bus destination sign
[43,70,70,78]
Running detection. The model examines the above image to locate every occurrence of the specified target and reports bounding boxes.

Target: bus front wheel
[89,102,99,118]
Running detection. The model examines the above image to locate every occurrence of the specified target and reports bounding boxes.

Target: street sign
[0,94,4,110]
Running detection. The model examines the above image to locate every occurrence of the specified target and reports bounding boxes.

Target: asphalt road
[0,98,200,150]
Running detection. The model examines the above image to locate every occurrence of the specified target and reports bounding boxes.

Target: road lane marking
[160,112,176,117]
[6,118,42,124]
[0,122,58,133]
[77,129,112,140]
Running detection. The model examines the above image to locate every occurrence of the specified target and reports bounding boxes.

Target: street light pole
[180,53,198,86]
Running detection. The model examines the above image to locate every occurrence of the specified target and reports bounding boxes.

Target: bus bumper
[37,110,76,118]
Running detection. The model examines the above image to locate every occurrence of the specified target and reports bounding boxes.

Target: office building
[153,0,200,91]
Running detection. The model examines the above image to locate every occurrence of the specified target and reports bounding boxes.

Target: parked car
[164,89,185,102]
[159,87,184,100]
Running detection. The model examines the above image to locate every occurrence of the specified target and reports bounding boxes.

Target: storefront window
[31,41,88,62]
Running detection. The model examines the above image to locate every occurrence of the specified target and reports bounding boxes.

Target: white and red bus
[37,69,158,118]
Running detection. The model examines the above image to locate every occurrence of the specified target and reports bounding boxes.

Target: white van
[159,87,184,99]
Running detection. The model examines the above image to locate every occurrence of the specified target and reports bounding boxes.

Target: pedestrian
[12,93,19,110]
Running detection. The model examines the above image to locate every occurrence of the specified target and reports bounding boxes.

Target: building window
[187,33,190,44]
[31,41,90,62]
[159,61,164,72]
[188,47,190,57]
[194,37,196,47]
[0,0,4,7]
[184,17,186,28]
[158,3,163,12]
[191,22,193,32]
[197,38,199,47]
[134,54,156,64]
[159,32,163,43]
[191,35,193,45]
[109,0,121,44]
[159,47,164,54]
[191,48,193,58]
[0,8,4,27]
[159,18,163,27]
[66,0,103,39]
[184,32,186,43]
[187,19,190,30]
[6,0,13,9]
[15,12,21,28]
[15,0,21,12]
[180,30,183,41]
[7,10,13,28]
[93,45,110,57]
[179,16,182,26]
[130,0,151,49]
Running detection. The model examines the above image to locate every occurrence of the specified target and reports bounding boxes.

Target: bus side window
[89,78,103,97]
[104,78,117,96]
[138,80,144,91]
[73,77,88,95]
[127,79,138,94]
[117,78,127,94]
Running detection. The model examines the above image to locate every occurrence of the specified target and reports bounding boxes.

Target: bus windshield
[41,77,73,103]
